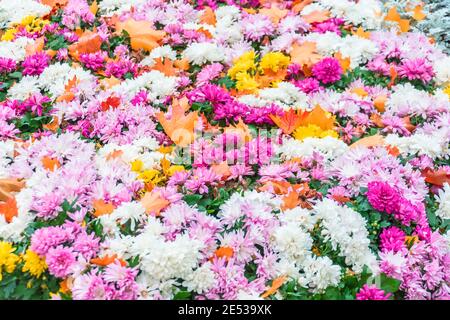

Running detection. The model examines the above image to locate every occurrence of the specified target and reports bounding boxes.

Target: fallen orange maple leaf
[290,41,322,67]
[269,109,310,135]
[261,275,287,298]
[116,19,166,52]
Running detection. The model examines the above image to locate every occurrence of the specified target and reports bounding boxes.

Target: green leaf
[173,290,192,300]
[380,274,401,293]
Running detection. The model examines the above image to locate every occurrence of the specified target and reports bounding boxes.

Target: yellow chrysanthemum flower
[444,85,450,99]
[22,249,47,278]
[228,51,257,79]
[293,124,338,141]
[138,169,164,185]
[235,72,259,92]
[0,241,20,281]
[131,159,144,172]
[21,16,50,33]
[166,165,185,177]
[259,52,290,73]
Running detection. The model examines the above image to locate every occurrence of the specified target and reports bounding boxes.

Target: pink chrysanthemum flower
[45,246,77,278]
[22,52,51,76]
[30,226,69,256]
[356,285,391,300]
[196,63,223,86]
[398,58,434,83]
[241,14,275,41]
[312,57,342,84]
[79,51,106,71]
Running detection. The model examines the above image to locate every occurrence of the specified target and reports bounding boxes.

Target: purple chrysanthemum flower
[312,57,342,84]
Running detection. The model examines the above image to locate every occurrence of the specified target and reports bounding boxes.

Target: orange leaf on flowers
[302,105,335,130]
[302,10,330,24]
[224,119,252,143]
[41,0,68,8]
[213,246,234,261]
[68,30,102,60]
[353,26,371,39]
[211,162,231,179]
[100,76,121,89]
[269,109,310,135]
[386,145,400,157]
[156,102,199,147]
[140,191,170,216]
[41,156,61,171]
[56,76,78,103]
[151,58,178,76]
[402,116,416,133]
[384,7,410,33]
[100,95,121,111]
[259,4,288,24]
[174,58,190,71]
[199,6,216,26]
[0,197,19,223]
[388,65,397,88]
[421,168,450,187]
[258,180,292,194]
[290,41,322,67]
[106,149,123,161]
[334,52,351,74]
[350,134,385,149]
[92,199,116,217]
[89,0,98,15]
[292,0,314,14]
[332,194,351,203]
[25,37,44,57]
[116,19,165,52]
[43,116,60,132]
[91,254,126,267]
[0,179,24,202]
[261,275,287,298]
[370,113,385,128]
[412,5,426,21]
[282,191,302,210]
[350,87,368,97]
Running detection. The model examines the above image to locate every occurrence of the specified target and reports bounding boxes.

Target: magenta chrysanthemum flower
[0,57,17,73]
[45,246,76,278]
[366,181,401,214]
[398,58,434,83]
[356,285,391,300]
[312,57,342,84]
[294,78,321,93]
[380,226,406,253]
[21,52,50,76]
[79,51,106,71]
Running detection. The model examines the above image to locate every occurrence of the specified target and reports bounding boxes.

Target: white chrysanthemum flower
[435,183,450,220]
[182,262,217,294]
[300,255,342,293]
[183,42,225,65]
[313,198,379,274]
[271,222,313,263]
[98,0,147,16]
[0,37,35,61]
[433,56,450,85]
[7,75,40,100]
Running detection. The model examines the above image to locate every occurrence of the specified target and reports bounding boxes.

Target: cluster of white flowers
[276,136,349,163]
[435,183,450,220]
[299,255,342,293]
[385,127,450,160]
[8,63,96,100]
[140,45,178,67]
[97,137,164,171]
[386,83,450,117]
[0,37,35,61]
[306,0,383,30]
[0,0,50,28]
[313,198,378,274]
[183,42,225,65]
[98,0,147,16]
[110,70,178,101]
